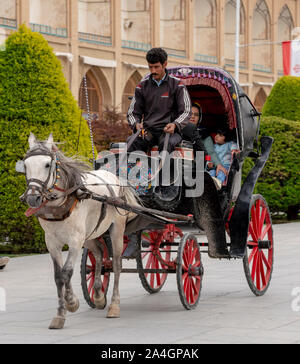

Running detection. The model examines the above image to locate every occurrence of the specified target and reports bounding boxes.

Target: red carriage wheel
[176,234,203,310]
[80,237,110,308]
[243,194,274,296]
[136,228,180,294]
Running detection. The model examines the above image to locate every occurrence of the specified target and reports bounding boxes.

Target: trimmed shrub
[0,25,92,253]
[262,76,300,121]
[243,116,300,219]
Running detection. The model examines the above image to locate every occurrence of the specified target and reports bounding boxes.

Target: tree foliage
[243,116,300,219]
[0,25,91,253]
[262,76,300,121]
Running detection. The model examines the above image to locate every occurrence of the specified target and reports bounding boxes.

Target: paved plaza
[0,222,299,344]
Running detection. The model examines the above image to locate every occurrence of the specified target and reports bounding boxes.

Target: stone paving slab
[0,222,300,344]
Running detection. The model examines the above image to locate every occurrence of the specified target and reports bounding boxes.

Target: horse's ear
[28,133,37,150]
[45,133,53,151]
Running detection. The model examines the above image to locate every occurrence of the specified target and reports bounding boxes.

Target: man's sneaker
[0,256,10,270]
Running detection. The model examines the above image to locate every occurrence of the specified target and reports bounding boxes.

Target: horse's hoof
[49,316,65,329]
[94,295,107,310]
[107,304,120,318]
[66,297,80,313]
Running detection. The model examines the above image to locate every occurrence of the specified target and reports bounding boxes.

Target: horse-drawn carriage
[81,65,274,311]
[17,65,274,328]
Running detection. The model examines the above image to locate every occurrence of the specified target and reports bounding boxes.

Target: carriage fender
[229,136,274,257]
[193,172,228,255]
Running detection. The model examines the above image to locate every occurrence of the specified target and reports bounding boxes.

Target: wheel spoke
[261,249,271,271]
[249,221,259,242]
[261,223,271,240]
[251,248,258,282]
[259,253,267,288]
[248,246,258,264]
[256,252,261,290]
[258,206,267,237]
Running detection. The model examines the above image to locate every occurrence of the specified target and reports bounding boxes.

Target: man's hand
[164,123,176,134]
[135,122,143,131]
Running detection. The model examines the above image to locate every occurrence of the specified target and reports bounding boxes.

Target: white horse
[18,133,138,329]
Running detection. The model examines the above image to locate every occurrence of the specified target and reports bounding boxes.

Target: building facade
[1,0,300,118]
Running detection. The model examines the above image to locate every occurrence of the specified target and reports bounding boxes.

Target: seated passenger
[182,102,228,178]
[208,129,238,186]
[126,47,191,154]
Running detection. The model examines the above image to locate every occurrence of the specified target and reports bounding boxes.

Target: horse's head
[16,133,58,208]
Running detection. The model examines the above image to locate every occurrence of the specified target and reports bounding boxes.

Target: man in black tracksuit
[127,48,191,153]
[123,48,191,258]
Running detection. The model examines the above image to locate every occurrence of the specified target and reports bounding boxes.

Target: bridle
[20,147,62,203]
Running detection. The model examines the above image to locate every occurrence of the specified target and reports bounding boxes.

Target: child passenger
[208,130,238,187]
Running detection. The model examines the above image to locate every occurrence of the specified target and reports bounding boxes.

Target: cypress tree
[0,25,92,252]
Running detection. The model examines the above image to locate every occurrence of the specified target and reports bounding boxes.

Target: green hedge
[0,25,92,253]
[243,116,300,219]
[262,76,300,121]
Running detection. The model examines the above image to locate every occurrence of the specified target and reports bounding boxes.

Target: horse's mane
[55,147,91,190]
[30,139,91,190]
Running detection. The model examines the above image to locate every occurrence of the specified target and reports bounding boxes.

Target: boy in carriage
[126,47,192,154]
[207,129,238,188]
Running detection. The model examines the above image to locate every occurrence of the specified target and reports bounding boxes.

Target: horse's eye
[45,163,50,169]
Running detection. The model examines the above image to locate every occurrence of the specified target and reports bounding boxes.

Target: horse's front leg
[47,245,67,329]
[107,222,125,318]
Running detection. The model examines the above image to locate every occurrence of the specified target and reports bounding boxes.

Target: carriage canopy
[168,66,260,156]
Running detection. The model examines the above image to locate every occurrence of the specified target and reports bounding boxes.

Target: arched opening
[122,71,142,114]
[254,88,267,112]
[78,70,102,126]
[252,0,271,72]
[194,0,217,63]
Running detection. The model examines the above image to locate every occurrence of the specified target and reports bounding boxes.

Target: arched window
[252,0,271,72]
[224,0,246,67]
[194,0,217,63]
[122,71,142,114]
[78,71,102,125]
[253,0,270,41]
[160,0,186,58]
[277,5,294,73]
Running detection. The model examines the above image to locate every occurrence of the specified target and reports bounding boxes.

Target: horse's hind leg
[84,239,106,309]
[63,247,80,313]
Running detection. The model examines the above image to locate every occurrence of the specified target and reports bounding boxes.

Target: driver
[127,47,191,154]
